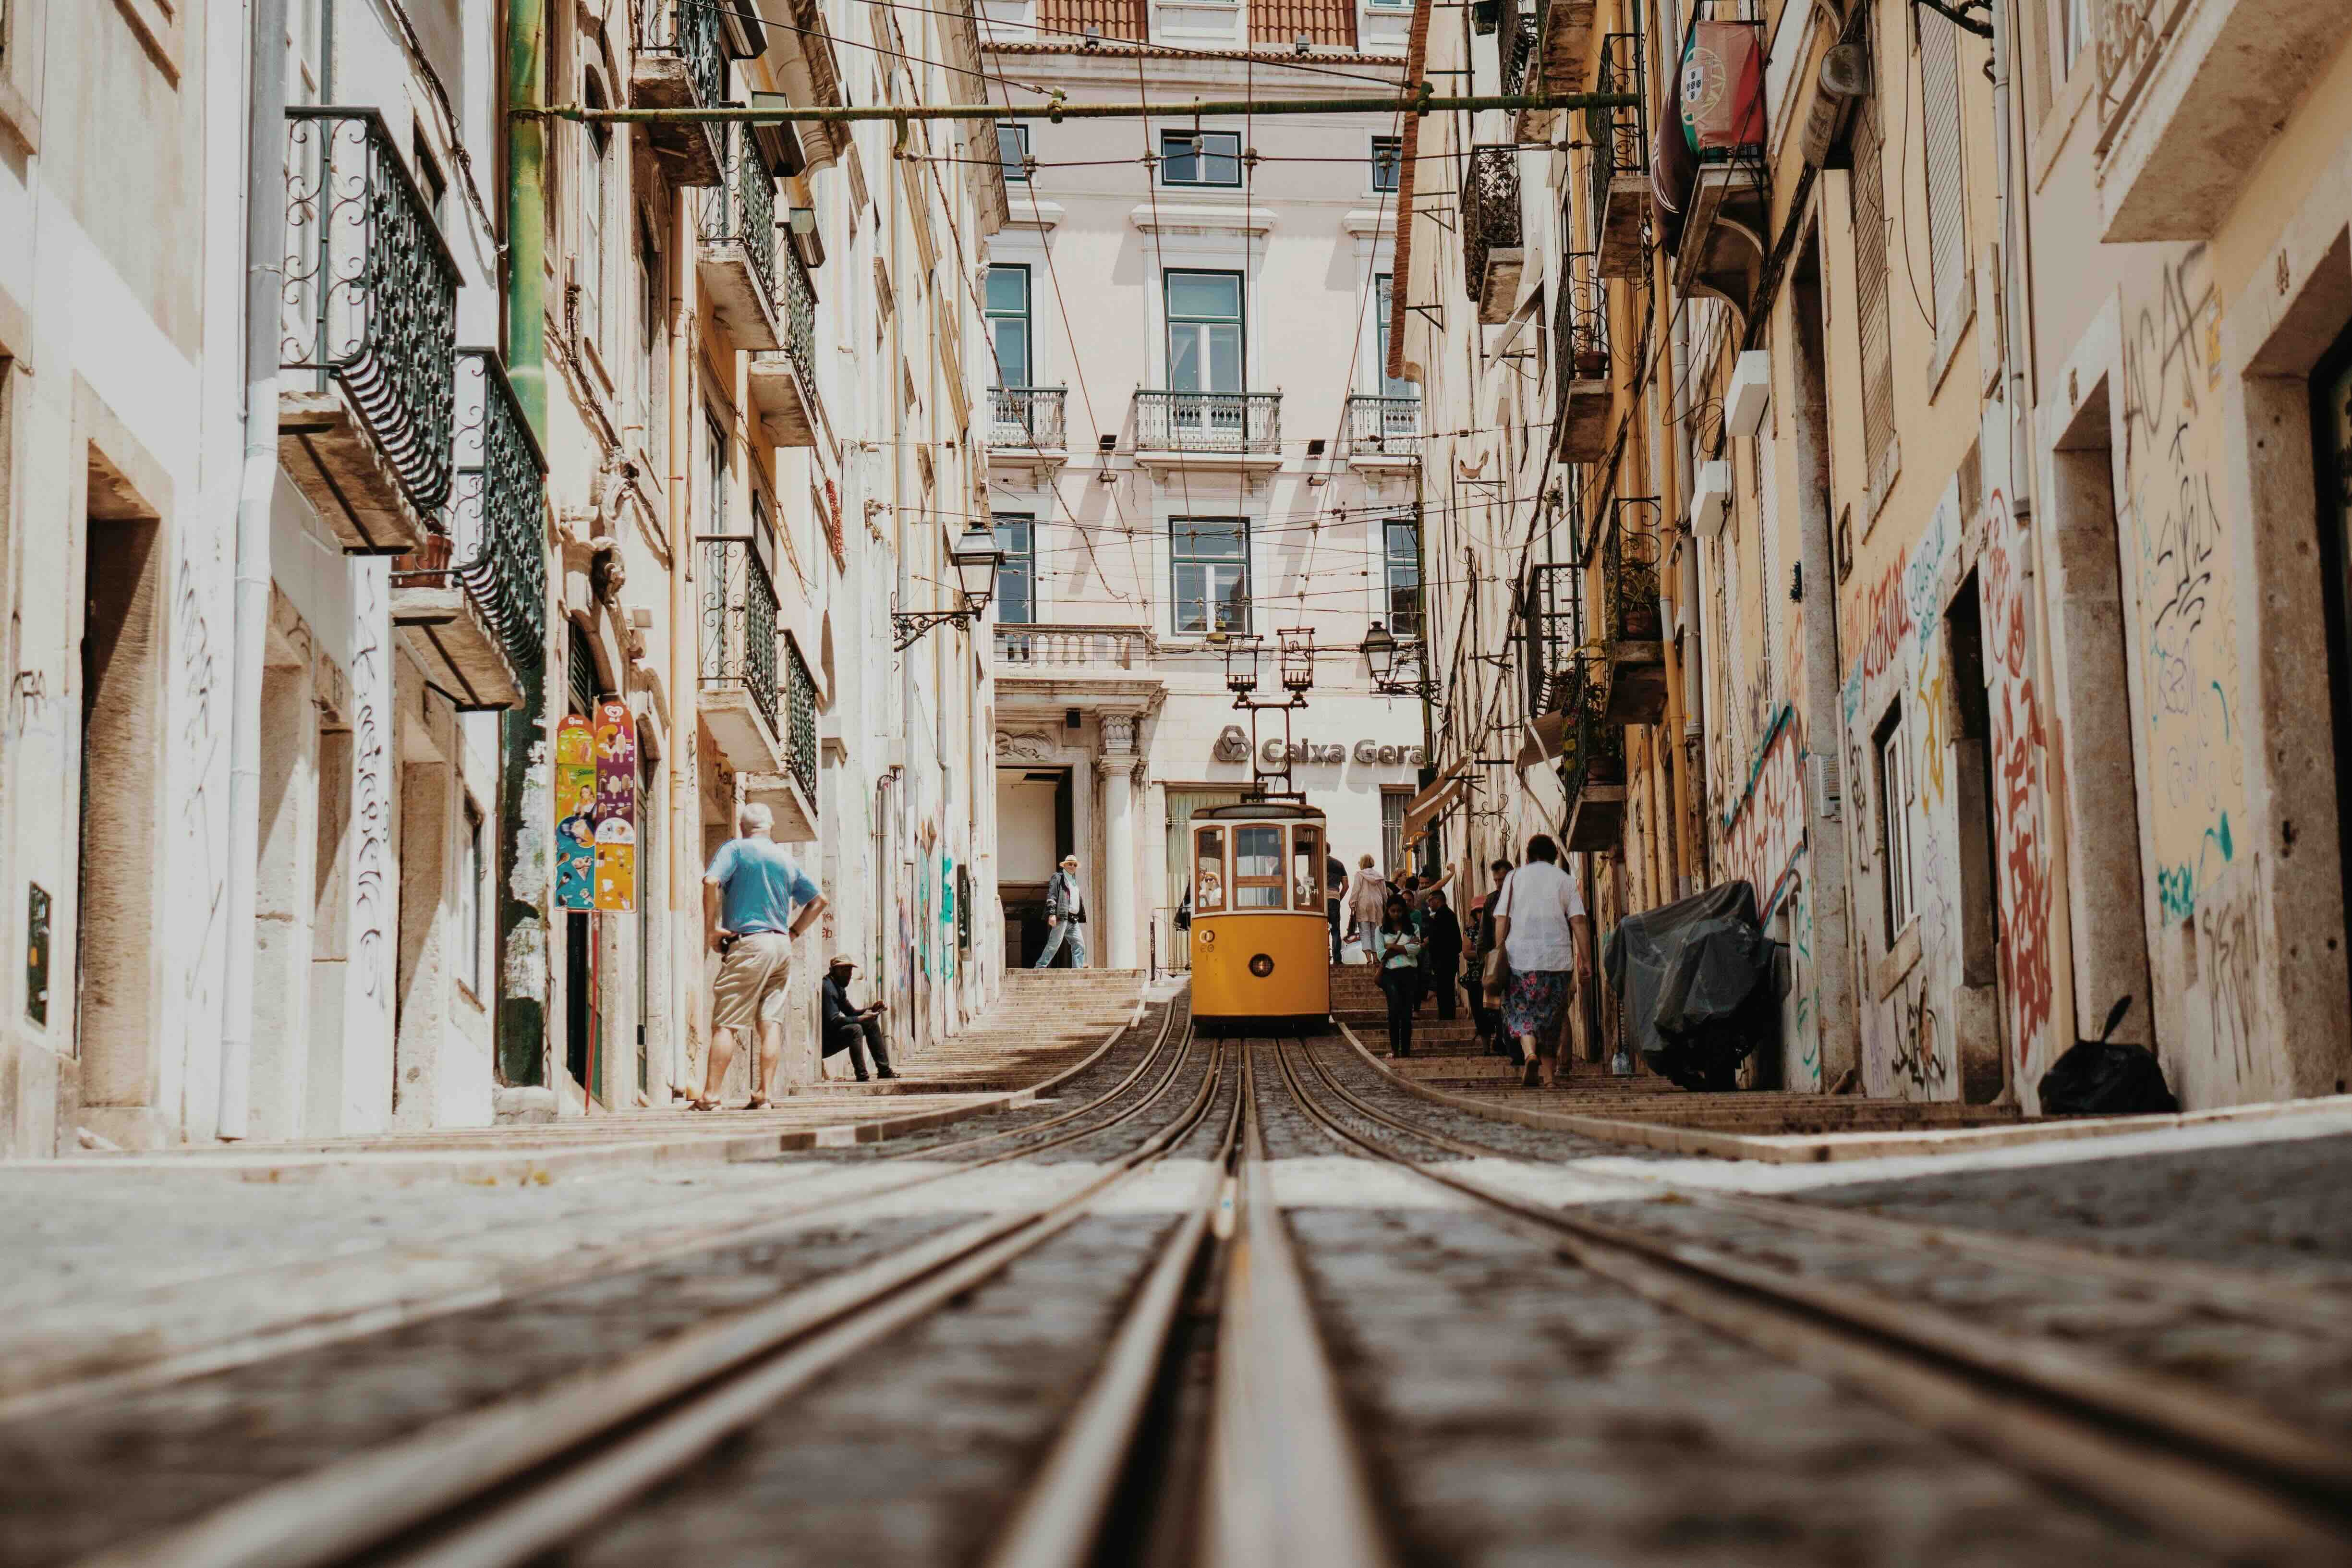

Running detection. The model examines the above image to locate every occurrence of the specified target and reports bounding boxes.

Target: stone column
[1099,714,1141,970]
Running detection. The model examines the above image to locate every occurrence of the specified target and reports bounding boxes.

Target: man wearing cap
[696,801,825,1110]
[1034,853,1088,968]
[821,955,896,1082]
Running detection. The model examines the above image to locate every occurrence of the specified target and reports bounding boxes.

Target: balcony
[1461,146,1525,325]
[1342,395,1420,464]
[1514,554,1587,765]
[987,387,1069,474]
[1598,497,1668,725]
[1520,0,1600,137]
[1588,32,1649,278]
[994,623,1164,712]
[1559,660,1627,853]
[1555,249,1611,463]
[2092,0,2341,242]
[1668,16,1769,311]
[278,107,458,556]
[748,248,824,447]
[1131,391,1283,472]
[745,636,820,843]
[1500,0,1541,96]
[697,126,782,351]
[389,350,547,711]
[631,0,726,186]
[698,534,786,775]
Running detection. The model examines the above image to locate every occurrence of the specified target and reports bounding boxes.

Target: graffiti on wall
[350,563,390,1009]
[174,555,227,1100]
[1982,489,2057,1074]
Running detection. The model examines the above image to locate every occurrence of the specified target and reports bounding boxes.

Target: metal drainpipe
[668,188,699,1098]
[220,0,294,1138]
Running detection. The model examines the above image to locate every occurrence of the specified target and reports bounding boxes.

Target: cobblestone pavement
[7,1021,2350,1565]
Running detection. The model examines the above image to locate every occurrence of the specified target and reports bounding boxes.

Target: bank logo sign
[1211,724,1423,768]
[1213,725,1252,763]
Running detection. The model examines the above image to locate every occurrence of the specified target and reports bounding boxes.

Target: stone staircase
[1328,963,1501,1077]
[829,968,1147,1094]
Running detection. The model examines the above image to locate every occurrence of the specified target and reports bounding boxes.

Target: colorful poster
[594,701,638,825]
[594,818,637,912]
[556,713,596,822]
[556,812,597,911]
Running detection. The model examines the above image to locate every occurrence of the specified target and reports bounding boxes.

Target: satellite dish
[1819,43,1870,100]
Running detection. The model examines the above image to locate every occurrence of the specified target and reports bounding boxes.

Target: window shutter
[1850,91,1896,504]
[1919,11,1970,348]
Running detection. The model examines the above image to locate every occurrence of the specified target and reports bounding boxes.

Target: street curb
[1333,1023,2352,1163]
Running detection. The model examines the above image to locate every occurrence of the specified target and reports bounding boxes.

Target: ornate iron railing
[635,0,725,113]
[1461,145,1523,300]
[1559,659,1626,805]
[281,107,460,512]
[1521,559,1586,717]
[700,535,781,737]
[753,243,820,392]
[701,124,778,303]
[995,622,1156,669]
[1134,391,1281,453]
[991,386,1068,449]
[2094,0,2182,139]
[783,635,818,803]
[1587,31,1649,243]
[1502,0,1544,96]
[1602,497,1666,644]
[1555,247,1610,394]
[394,350,549,674]
[1343,394,1421,457]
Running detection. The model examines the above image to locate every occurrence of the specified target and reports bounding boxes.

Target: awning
[1515,711,1571,768]
[1400,756,1472,842]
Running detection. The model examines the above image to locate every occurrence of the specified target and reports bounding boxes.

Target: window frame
[1369,135,1402,193]
[984,264,1033,389]
[1159,129,1243,188]
[1164,268,1245,397]
[459,798,485,997]
[1876,703,1916,941]
[1193,826,1227,912]
[996,121,1031,183]
[580,76,613,356]
[994,511,1037,625]
[1290,825,1324,912]
[1170,516,1252,637]
[1232,824,1287,909]
[1382,514,1424,640]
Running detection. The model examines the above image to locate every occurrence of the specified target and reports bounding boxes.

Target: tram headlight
[1198,928,1215,947]
[1249,954,1274,977]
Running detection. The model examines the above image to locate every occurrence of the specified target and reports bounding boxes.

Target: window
[459,800,485,996]
[1380,788,1410,878]
[1291,825,1324,911]
[1374,273,1415,400]
[2060,0,2090,75]
[1160,129,1241,187]
[751,490,776,581]
[994,512,1036,624]
[1234,825,1285,908]
[1172,517,1251,635]
[581,79,611,351]
[412,131,448,229]
[1166,270,1243,396]
[997,121,1030,183]
[1849,21,1896,504]
[1384,516,1423,639]
[1918,10,1970,358]
[703,415,729,535]
[1194,826,1226,912]
[985,265,1032,388]
[1877,704,1916,940]
[1370,136,1402,193]
[635,216,660,438]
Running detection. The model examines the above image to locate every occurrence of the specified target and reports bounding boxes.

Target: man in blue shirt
[696,802,826,1110]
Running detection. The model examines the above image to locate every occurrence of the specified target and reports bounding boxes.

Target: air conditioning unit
[1692,460,1733,538]
[1806,753,1842,821]
[1726,350,1770,437]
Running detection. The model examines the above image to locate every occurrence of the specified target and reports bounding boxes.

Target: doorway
[996,766,1073,965]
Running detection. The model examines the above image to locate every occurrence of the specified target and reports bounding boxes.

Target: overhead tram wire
[875,0,1415,88]
[670,0,1066,102]
[531,91,1645,127]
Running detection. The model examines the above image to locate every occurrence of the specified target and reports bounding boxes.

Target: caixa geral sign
[1214,725,1424,768]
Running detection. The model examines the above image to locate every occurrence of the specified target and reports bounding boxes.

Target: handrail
[699,534,782,737]
[441,349,549,673]
[702,123,779,304]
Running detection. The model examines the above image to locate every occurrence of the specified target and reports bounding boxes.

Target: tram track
[1271,1032,2352,1564]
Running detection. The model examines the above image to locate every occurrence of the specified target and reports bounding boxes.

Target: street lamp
[1209,630,1261,696]
[892,521,1006,650]
[1279,627,1316,696]
[1360,619,1438,699]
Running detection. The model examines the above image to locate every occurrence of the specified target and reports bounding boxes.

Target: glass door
[1166,270,1243,439]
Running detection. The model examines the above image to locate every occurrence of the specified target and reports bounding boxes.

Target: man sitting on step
[822,955,897,1082]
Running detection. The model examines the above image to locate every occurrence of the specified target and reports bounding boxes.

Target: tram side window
[1194,827,1225,912]
[1291,827,1323,910]
[1234,826,1285,908]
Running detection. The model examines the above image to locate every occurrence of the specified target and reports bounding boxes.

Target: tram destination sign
[1213,725,1423,768]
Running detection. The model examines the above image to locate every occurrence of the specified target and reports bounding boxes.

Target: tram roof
[1191,802,1327,822]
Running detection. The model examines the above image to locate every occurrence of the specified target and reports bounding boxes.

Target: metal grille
[1522,559,1586,717]
[634,0,724,112]
[1554,248,1609,398]
[1560,659,1625,803]
[1604,498,1665,644]
[1586,31,1648,245]
[1502,0,1543,96]
[699,535,781,737]
[784,634,818,804]
[281,108,460,512]
[1461,146,1524,301]
[444,349,549,674]
[701,125,778,305]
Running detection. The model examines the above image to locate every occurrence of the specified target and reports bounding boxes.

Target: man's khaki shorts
[713,932,793,1030]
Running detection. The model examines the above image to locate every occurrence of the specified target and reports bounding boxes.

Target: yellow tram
[1187,801,1333,1034]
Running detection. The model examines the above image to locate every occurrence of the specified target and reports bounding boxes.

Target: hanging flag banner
[555,713,597,912]
[595,818,638,911]
[592,701,639,912]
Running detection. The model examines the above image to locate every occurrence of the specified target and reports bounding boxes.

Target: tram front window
[1234,826,1285,908]
[1195,827,1225,911]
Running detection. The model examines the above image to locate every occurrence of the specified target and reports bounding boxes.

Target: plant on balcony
[1604,500,1665,643]
[1559,660,1625,803]
[1461,146,1524,302]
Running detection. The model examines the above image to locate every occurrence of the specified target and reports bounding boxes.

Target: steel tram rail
[76,1021,1225,1568]
[1271,1034,2352,1563]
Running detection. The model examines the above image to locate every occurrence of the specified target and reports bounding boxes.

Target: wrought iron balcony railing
[1587,31,1649,242]
[700,535,782,739]
[635,0,725,116]
[1520,559,1587,718]
[1555,249,1610,393]
[990,386,1068,450]
[701,124,778,304]
[1559,658,1626,805]
[1502,0,1543,96]
[784,635,818,805]
[1602,497,1665,644]
[1133,391,1281,454]
[754,243,819,388]
[281,107,460,513]
[1343,394,1420,458]
[995,622,1156,669]
[438,350,548,671]
[1461,145,1524,301]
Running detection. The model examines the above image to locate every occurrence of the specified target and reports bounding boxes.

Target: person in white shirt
[1490,834,1593,1090]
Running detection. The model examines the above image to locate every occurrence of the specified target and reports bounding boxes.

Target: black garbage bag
[2038,997,2179,1115]
[1605,881,1778,1092]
